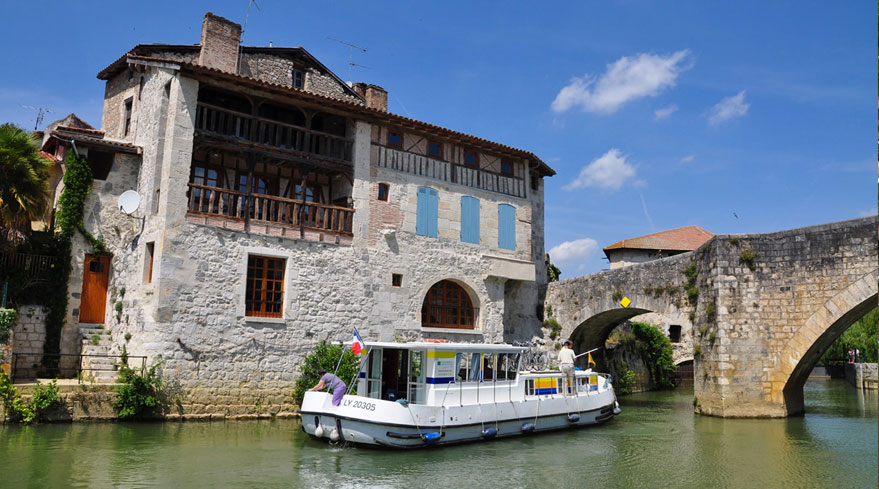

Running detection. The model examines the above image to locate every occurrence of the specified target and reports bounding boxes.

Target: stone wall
[9,306,48,380]
[845,363,878,390]
[239,52,362,104]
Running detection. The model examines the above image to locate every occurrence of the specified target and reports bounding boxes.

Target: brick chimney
[352,82,368,98]
[365,84,388,112]
[198,12,242,73]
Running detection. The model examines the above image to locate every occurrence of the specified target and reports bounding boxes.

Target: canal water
[0,379,875,488]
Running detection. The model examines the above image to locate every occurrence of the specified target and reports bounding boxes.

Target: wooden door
[79,254,110,323]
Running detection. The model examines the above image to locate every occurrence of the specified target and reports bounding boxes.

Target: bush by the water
[293,341,361,406]
[0,372,62,423]
[113,357,164,419]
[631,321,676,389]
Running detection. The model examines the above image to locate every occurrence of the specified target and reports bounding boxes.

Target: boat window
[482,353,495,382]
[381,348,407,402]
[455,352,469,382]
[408,350,424,404]
[366,348,382,399]
[496,353,519,381]
[468,353,483,381]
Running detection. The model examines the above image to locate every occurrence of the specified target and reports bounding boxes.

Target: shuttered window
[416,186,439,237]
[498,204,516,250]
[461,196,480,244]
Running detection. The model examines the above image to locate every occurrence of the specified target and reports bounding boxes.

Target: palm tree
[0,123,50,242]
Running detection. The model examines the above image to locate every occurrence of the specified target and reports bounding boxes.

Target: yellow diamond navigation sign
[620,297,631,308]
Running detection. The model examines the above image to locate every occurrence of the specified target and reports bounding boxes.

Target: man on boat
[309,369,347,406]
[558,340,576,395]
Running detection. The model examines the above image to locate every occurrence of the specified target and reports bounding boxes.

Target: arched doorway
[421,280,475,329]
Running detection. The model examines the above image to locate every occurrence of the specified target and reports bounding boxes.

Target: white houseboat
[300,342,620,448]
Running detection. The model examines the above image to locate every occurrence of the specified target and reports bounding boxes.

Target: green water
[0,379,875,488]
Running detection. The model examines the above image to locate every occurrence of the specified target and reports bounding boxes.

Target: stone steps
[77,324,117,383]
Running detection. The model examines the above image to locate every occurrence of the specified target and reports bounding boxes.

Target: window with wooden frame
[463,150,479,168]
[190,165,222,213]
[501,160,514,176]
[387,130,402,148]
[245,255,285,318]
[377,183,389,201]
[122,97,133,136]
[421,280,475,329]
[291,68,304,89]
[427,140,443,160]
[144,242,155,284]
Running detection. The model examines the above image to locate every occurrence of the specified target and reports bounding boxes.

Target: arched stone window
[421,280,475,329]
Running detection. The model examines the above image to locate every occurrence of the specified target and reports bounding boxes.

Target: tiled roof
[100,53,555,176]
[52,127,141,154]
[39,150,60,163]
[603,226,714,252]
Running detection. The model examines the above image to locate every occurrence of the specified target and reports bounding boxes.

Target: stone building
[39,12,554,416]
[603,225,713,269]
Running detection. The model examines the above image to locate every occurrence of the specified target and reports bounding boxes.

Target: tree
[0,123,50,242]
[547,262,562,282]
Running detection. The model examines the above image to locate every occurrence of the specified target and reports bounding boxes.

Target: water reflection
[0,379,875,489]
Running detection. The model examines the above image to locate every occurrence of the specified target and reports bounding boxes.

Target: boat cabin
[356,342,530,406]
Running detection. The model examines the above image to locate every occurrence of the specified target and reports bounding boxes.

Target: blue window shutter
[416,187,429,236]
[498,204,516,250]
[461,196,480,244]
[417,187,439,237]
[428,189,439,237]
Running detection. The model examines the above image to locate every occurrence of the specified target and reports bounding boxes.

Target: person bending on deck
[558,340,576,395]
[309,369,347,406]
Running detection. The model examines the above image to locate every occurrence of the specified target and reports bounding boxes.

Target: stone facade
[8,306,48,380]
[845,363,878,389]
[46,14,551,418]
[547,216,879,417]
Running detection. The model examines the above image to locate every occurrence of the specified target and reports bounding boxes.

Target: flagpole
[331,340,346,379]
[574,347,601,359]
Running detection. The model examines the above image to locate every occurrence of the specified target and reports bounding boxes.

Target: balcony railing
[0,251,57,282]
[195,103,353,164]
[373,145,527,198]
[187,184,354,235]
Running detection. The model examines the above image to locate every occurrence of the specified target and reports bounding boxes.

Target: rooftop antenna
[327,37,368,83]
[21,105,53,131]
[241,0,260,42]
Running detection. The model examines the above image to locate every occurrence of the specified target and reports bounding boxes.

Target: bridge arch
[774,272,878,415]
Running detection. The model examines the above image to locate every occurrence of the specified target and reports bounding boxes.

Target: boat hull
[300,389,619,448]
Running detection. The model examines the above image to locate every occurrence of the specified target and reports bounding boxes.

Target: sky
[1,1,875,277]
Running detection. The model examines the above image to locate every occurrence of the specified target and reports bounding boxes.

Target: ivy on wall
[42,150,105,373]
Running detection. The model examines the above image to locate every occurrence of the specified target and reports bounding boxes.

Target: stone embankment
[845,363,878,390]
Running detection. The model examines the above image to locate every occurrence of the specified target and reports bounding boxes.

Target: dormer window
[428,140,443,160]
[387,131,402,148]
[291,69,304,89]
[463,150,478,167]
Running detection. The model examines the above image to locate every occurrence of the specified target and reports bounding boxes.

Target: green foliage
[739,249,756,270]
[544,318,562,340]
[544,305,553,318]
[820,308,878,366]
[630,322,676,389]
[0,373,61,424]
[709,331,717,345]
[547,262,562,283]
[705,302,716,322]
[292,341,361,406]
[0,308,16,343]
[113,357,165,419]
[0,123,50,239]
[612,290,622,302]
[682,260,700,306]
[617,366,636,395]
[693,344,702,357]
[728,237,740,245]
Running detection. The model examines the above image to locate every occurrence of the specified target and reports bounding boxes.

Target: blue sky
[1,1,875,276]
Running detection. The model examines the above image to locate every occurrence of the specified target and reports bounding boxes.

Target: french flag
[352,329,365,355]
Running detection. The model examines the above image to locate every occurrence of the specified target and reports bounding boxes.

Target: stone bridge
[546,216,878,418]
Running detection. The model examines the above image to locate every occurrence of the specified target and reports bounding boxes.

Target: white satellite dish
[118,190,141,215]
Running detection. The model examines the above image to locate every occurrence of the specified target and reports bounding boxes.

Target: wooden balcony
[373,145,527,198]
[187,184,354,236]
[195,103,353,164]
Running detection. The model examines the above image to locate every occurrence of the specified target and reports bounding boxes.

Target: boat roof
[358,341,528,353]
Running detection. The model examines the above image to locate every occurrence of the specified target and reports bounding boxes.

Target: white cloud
[859,208,878,217]
[548,238,600,273]
[564,148,637,191]
[551,50,692,114]
[707,90,749,126]
[680,154,696,164]
[654,104,678,120]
